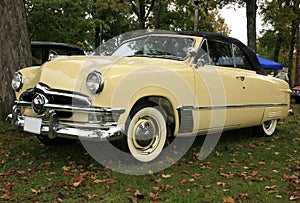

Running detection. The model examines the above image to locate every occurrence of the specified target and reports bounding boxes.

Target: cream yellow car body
[9,32,291,162]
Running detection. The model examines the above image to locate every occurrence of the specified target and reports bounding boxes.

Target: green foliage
[257,30,290,67]
[26,0,95,49]
[25,0,230,52]
[257,0,300,84]
[156,0,229,34]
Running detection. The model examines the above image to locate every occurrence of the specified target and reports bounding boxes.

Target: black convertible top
[176,31,265,75]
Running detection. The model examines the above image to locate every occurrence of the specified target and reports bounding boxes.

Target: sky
[219,5,265,45]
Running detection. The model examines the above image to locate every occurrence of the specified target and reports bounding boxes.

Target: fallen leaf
[223,196,235,203]
[152,186,160,191]
[150,192,161,201]
[217,182,227,186]
[162,174,171,179]
[93,178,117,184]
[74,176,85,182]
[289,195,300,201]
[104,178,117,184]
[202,185,211,189]
[87,193,97,200]
[180,179,187,185]
[164,185,174,191]
[62,166,71,171]
[251,171,258,177]
[31,189,38,194]
[235,193,250,201]
[72,181,82,188]
[192,173,202,179]
[133,190,144,199]
[220,172,234,179]
[189,178,195,182]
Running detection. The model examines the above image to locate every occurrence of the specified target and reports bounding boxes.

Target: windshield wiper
[152,55,183,60]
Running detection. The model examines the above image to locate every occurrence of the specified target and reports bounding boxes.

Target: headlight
[11,72,23,92]
[86,71,104,94]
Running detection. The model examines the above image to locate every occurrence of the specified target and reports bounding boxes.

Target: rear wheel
[125,104,167,162]
[253,119,278,137]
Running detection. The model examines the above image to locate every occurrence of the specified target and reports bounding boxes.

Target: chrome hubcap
[133,117,159,154]
[263,120,272,130]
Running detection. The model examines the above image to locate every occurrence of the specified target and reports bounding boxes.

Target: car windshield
[111,35,195,60]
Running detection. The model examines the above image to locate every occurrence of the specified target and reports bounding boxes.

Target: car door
[193,39,246,133]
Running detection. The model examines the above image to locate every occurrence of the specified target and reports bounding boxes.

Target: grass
[0,104,299,202]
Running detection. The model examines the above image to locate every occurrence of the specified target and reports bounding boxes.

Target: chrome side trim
[177,103,289,111]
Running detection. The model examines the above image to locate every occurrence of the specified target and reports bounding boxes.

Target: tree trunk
[139,0,146,29]
[273,34,283,62]
[288,19,297,86]
[294,1,300,86]
[94,26,101,55]
[0,0,32,121]
[154,0,161,29]
[246,0,257,52]
[296,46,300,86]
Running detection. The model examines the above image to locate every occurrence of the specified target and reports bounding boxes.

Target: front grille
[20,83,92,118]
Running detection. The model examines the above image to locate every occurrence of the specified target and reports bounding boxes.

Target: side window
[232,45,251,70]
[208,40,234,67]
[194,39,211,67]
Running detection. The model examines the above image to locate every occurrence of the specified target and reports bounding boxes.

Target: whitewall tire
[253,119,278,137]
[126,106,167,162]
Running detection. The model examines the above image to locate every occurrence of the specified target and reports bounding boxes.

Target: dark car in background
[292,85,300,104]
[31,41,85,66]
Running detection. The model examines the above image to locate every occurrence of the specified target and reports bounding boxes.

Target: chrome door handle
[236,76,245,81]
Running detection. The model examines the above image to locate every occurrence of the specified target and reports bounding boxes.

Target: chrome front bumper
[7,101,125,141]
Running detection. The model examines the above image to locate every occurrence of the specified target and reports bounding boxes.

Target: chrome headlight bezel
[86,71,104,95]
[11,72,23,92]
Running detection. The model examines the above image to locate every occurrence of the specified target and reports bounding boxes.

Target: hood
[28,56,115,92]
[21,55,186,94]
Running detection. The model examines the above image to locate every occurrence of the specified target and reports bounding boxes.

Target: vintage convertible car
[8,31,291,163]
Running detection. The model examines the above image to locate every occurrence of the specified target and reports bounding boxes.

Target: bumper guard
[7,101,125,141]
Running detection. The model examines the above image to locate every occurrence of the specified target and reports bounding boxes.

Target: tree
[0,0,32,121]
[259,0,300,86]
[129,0,156,29]
[217,0,258,51]
[26,0,135,52]
[151,0,229,34]
[92,0,134,53]
[26,0,95,51]
[245,0,257,51]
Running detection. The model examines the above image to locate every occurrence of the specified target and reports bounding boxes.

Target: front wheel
[126,106,167,162]
[253,119,278,137]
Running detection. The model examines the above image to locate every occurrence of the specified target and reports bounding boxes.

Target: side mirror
[186,47,197,58]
